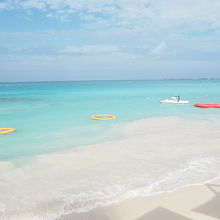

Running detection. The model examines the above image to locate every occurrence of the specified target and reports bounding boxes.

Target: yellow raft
[0,128,16,135]
[91,115,117,120]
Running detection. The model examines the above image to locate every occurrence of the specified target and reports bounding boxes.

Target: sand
[60,178,220,220]
[1,117,220,219]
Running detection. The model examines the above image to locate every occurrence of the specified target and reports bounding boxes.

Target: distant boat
[160,96,189,104]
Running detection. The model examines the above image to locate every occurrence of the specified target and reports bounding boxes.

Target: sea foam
[1,117,220,219]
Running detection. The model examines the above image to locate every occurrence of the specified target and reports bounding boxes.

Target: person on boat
[172,96,180,102]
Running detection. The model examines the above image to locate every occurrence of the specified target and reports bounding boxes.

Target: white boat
[160,96,189,104]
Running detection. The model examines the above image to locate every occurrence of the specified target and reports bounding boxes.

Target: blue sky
[0,0,220,82]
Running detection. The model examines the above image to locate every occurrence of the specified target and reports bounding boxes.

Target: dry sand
[60,178,220,220]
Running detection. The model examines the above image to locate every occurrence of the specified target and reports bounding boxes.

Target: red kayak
[194,104,220,108]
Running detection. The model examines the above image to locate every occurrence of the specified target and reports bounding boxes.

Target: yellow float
[91,115,117,120]
[0,128,16,135]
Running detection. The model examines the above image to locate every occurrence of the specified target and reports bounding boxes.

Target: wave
[1,117,220,219]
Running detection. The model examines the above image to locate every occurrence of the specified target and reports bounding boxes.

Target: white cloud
[21,0,46,9]
[62,45,120,55]
[1,0,220,33]
[1,0,220,63]
[0,2,8,9]
[151,41,167,56]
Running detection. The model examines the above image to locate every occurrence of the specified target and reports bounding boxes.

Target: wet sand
[1,116,220,219]
[60,178,220,220]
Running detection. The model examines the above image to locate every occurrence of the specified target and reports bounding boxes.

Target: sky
[0,0,220,82]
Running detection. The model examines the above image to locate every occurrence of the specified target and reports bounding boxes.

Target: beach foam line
[1,116,220,219]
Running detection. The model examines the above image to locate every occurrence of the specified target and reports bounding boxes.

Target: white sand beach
[61,178,220,220]
[1,116,220,219]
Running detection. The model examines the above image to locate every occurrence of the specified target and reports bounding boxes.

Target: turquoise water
[1,80,220,160]
[1,80,220,219]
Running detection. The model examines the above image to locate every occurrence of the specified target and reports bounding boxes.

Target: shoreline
[1,116,220,219]
[60,178,220,220]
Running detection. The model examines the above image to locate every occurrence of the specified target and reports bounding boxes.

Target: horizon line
[1,78,220,83]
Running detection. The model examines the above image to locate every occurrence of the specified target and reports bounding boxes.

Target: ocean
[1,80,220,219]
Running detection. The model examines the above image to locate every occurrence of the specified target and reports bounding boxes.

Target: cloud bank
[0,0,220,81]
[1,0,220,31]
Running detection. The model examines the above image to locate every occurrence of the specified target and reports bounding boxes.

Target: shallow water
[1,80,220,219]
[1,80,220,160]
[1,117,220,219]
